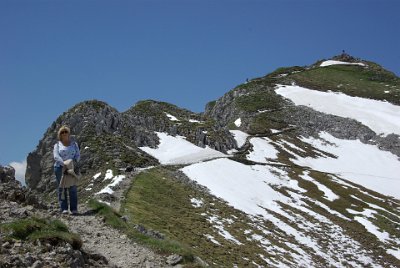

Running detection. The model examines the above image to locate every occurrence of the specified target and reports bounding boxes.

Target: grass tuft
[0,217,82,249]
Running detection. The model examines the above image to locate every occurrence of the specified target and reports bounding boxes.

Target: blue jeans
[54,166,78,212]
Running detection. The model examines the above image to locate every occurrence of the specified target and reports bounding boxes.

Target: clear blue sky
[1,0,399,168]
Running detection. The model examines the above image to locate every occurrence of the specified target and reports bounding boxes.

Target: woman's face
[60,130,70,142]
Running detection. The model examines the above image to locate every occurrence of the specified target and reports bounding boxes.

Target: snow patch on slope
[234,118,242,127]
[295,132,400,199]
[207,215,242,245]
[204,234,221,245]
[188,119,203,123]
[301,171,339,201]
[104,169,113,181]
[164,112,179,121]
[320,60,366,67]
[347,208,391,242]
[139,132,226,165]
[229,130,249,148]
[278,139,306,153]
[95,169,126,195]
[190,198,203,208]
[93,172,102,180]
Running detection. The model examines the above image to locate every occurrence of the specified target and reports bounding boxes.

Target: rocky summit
[5,54,400,267]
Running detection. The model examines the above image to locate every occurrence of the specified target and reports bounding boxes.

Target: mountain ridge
[18,53,400,267]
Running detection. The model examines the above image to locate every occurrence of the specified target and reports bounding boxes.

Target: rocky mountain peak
[25,99,127,192]
[331,51,360,62]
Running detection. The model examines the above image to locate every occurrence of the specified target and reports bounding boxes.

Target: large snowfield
[275,84,400,136]
[182,158,293,217]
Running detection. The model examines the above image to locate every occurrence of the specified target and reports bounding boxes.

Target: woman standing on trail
[53,126,81,215]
